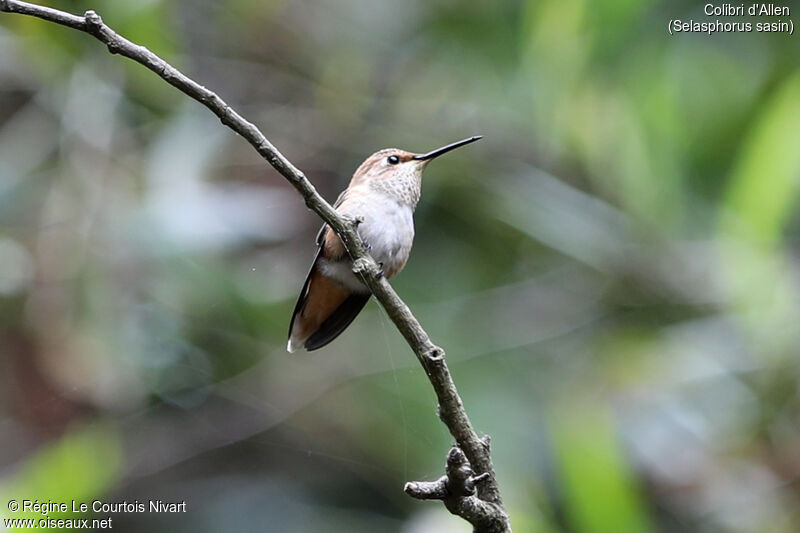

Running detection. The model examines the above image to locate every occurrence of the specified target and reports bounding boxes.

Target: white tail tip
[287,339,300,353]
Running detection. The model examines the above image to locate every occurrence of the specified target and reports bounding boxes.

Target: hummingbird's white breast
[318,185,416,292]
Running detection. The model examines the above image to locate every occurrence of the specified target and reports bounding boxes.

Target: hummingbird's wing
[314,189,348,245]
[292,188,349,330]
[287,189,369,352]
[287,245,370,352]
[287,247,324,345]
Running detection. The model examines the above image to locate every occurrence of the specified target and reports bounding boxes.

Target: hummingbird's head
[351,136,482,207]
[353,149,421,182]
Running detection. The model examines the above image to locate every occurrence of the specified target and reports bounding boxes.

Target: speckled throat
[366,163,424,208]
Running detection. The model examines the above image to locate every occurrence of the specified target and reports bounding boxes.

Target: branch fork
[405,446,511,533]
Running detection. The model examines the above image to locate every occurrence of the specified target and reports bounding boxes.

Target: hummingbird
[287,136,482,352]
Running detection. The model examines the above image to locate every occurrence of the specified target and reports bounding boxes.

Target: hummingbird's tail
[288,259,370,352]
[304,292,370,351]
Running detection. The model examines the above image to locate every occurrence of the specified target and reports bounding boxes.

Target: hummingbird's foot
[352,257,384,280]
[343,214,363,229]
[352,257,374,278]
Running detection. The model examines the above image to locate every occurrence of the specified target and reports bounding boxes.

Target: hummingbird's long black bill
[412,135,482,161]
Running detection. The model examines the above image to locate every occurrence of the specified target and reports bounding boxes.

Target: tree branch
[405,446,509,532]
[0,1,511,530]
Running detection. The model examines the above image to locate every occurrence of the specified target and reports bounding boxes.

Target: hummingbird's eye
[387,155,400,165]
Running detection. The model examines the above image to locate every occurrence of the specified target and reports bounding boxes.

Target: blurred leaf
[724,73,800,245]
[552,401,652,533]
[718,73,800,356]
[0,424,122,524]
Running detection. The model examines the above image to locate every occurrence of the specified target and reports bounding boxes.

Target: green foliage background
[2,1,800,531]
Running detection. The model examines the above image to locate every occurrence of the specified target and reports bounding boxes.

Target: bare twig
[0,1,511,530]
